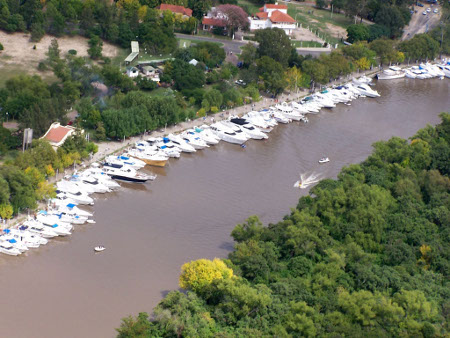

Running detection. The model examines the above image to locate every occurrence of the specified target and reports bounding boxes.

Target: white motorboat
[265,109,290,124]
[228,118,268,140]
[72,175,110,194]
[167,134,196,153]
[23,219,59,238]
[220,121,251,141]
[245,111,275,131]
[102,166,155,183]
[147,138,182,158]
[0,241,22,256]
[310,93,335,108]
[258,111,278,127]
[377,66,406,80]
[191,127,220,145]
[405,69,417,78]
[276,102,305,121]
[352,75,372,85]
[181,131,210,149]
[79,169,121,190]
[94,246,105,252]
[437,63,450,78]
[210,122,248,145]
[104,155,146,170]
[13,226,48,246]
[319,157,330,164]
[0,235,29,252]
[56,191,94,206]
[354,84,380,98]
[127,148,169,167]
[36,211,73,235]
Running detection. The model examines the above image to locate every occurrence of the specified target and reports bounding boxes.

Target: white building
[126,67,139,78]
[249,3,297,35]
[41,122,80,150]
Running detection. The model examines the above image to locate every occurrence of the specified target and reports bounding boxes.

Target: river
[0,79,448,338]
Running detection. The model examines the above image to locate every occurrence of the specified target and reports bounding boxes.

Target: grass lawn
[178,39,192,48]
[147,87,175,97]
[177,36,225,47]
[0,59,57,87]
[287,4,358,46]
[237,0,261,15]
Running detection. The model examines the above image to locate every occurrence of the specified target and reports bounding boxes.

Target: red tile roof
[43,126,73,143]
[270,10,296,23]
[202,17,227,27]
[255,12,268,19]
[157,4,192,17]
[265,4,288,9]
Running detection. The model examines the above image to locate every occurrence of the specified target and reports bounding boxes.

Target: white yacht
[167,134,196,153]
[79,169,121,190]
[0,241,22,256]
[265,109,290,124]
[377,66,406,80]
[276,102,306,121]
[147,138,182,158]
[220,121,251,141]
[437,63,450,78]
[354,84,380,98]
[245,111,275,131]
[11,226,48,246]
[210,122,248,145]
[352,76,372,85]
[228,118,268,140]
[104,155,146,170]
[56,191,94,206]
[127,148,169,167]
[23,219,59,238]
[258,111,278,127]
[0,235,29,252]
[102,166,155,183]
[51,201,93,218]
[310,93,335,108]
[181,131,210,149]
[70,175,110,194]
[191,127,220,145]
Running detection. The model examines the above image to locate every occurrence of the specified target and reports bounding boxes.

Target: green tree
[87,34,103,60]
[346,24,370,43]
[255,28,293,67]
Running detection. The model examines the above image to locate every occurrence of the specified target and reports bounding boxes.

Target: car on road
[418,3,424,7]
[426,7,431,12]
[433,8,438,13]
[423,11,427,15]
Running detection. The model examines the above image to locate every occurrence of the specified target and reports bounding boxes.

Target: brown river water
[0,79,448,338]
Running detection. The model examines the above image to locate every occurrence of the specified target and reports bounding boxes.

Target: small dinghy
[293,180,303,189]
[94,246,105,252]
[318,157,330,164]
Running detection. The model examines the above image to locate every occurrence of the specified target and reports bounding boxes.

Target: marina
[0,77,448,337]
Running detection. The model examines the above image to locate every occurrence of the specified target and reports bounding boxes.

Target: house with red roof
[249,2,296,35]
[41,122,79,150]
[156,4,193,17]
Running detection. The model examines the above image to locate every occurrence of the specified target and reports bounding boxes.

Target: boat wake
[293,172,322,189]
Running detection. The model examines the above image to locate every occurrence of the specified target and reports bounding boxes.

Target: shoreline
[0,66,395,230]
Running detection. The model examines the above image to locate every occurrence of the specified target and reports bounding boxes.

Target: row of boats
[377,61,450,80]
[0,76,382,256]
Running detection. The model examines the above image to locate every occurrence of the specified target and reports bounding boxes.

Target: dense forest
[117,113,450,337]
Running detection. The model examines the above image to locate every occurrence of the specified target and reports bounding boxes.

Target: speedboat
[352,76,372,85]
[0,241,22,256]
[405,69,417,78]
[258,111,278,127]
[104,155,146,170]
[0,235,29,252]
[79,169,121,190]
[127,148,169,167]
[266,109,290,124]
[13,226,48,245]
[275,102,305,121]
[228,118,268,140]
[147,138,182,158]
[192,127,220,145]
[354,84,380,98]
[210,122,248,145]
[23,219,59,238]
[377,66,406,80]
[94,246,105,252]
[102,166,155,183]
[437,63,450,78]
[70,175,110,194]
[56,191,94,206]
[319,157,330,164]
[181,131,210,149]
[244,111,275,131]
[167,134,196,153]
[219,121,251,141]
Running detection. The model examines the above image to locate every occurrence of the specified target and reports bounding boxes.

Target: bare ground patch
[0,31,122,83]
[325,23,347,39]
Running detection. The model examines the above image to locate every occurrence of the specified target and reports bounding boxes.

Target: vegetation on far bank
[117,113,450,337]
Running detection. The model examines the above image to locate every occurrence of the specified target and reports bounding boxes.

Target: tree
[257,56,288,95]
[88,34,103,60]
[285,66,307,93]
[179,258,233,293]
[346,24,370,43]
[374,5,405,38]
[189,42,226,68]
[316,0,328,9]
[239,43,257,68]
[213,5,249,36]
[169,60,205,90]
[369,38,398,65]
[255,28,293,67]
[399,34,440,61]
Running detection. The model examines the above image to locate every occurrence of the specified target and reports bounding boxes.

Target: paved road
[175,33,249,55]
[402,4,442,40]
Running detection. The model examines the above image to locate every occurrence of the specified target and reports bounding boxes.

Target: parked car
[423,10,427,14]
[426,7,431,12]
[418,3,424,7]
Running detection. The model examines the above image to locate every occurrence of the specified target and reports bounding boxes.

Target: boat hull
[129,155,167,167]
[109,174,149,183]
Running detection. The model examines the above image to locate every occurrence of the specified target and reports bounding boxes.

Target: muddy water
[0,79,448,338]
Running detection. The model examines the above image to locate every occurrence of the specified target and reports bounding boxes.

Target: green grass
[147,87,174,97]
[178,39,192,48]
[237,0,261,15]
[176,36,224,47]
[0,62,57,87]
[291,40,325,48]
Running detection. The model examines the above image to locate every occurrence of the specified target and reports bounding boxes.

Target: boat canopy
[67,203,76,209]
[8,239,17,243]
[3,229,10,234]
[195,127,203,132]
[163,137,170,143]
